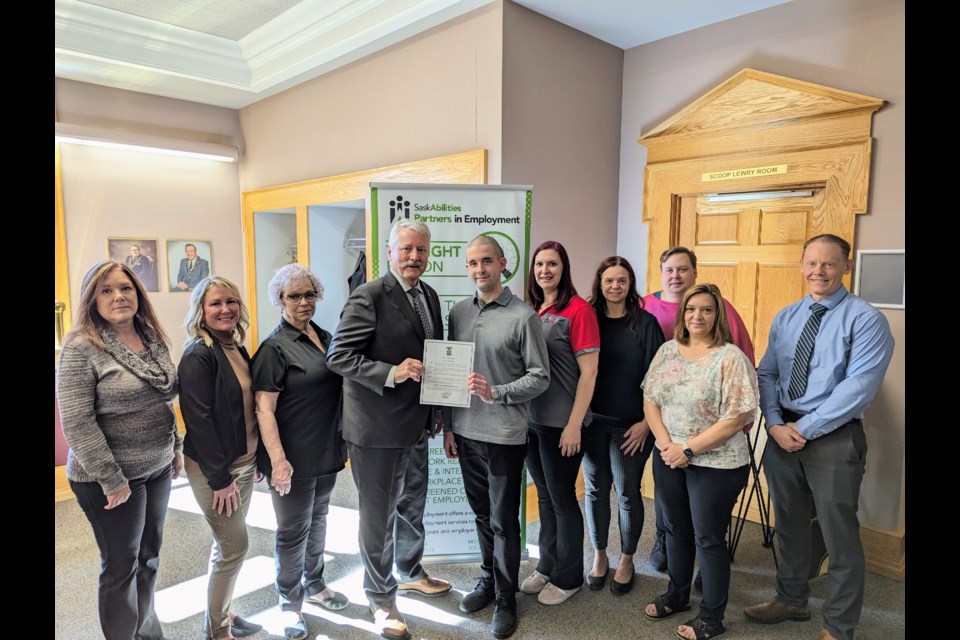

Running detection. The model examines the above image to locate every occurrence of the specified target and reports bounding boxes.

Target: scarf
[100,326,179,395]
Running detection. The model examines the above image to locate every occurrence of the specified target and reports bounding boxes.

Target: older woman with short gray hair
[251,263,347,640]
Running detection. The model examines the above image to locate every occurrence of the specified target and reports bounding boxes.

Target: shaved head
[466,234,504,260]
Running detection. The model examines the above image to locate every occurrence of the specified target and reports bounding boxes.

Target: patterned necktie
[408,287,433,338]
[787,302,828,400]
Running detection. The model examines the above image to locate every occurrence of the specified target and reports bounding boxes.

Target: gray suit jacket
[327,271,443,448]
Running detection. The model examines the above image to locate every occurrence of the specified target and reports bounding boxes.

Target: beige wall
[617,0,905,531]
[56,78,239,147]
[502,2,624,294]
[56,80,242,363]
[237,1,504,191]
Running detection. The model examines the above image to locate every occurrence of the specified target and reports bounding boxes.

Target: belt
[779,408,862,428]
[780,409,806,423]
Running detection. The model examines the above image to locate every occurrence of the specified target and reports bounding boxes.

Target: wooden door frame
[634,70,905,579]
[241,149,487,348]
[637,68,884,296]
[642,144,872,295]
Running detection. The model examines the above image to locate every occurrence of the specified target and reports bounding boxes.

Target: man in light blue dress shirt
[744,234,894,640]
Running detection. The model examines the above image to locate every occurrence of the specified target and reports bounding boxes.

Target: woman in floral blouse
[641,283,758,640]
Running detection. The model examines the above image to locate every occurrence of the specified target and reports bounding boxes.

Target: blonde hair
[183,276,250,348]
[64,260,169,349]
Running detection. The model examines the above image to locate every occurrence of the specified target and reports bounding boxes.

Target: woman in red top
[519,241,600,607]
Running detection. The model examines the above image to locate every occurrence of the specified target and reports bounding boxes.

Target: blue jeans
[71,465,172,640]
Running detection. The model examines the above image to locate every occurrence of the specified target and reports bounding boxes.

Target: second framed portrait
[108,238,160,292]
[166,240,213,292]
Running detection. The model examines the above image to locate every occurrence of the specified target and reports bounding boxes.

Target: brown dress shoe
[370,605,411,640]
[744,599,812,624]
[818,629,839,640]
[397,575,452,597]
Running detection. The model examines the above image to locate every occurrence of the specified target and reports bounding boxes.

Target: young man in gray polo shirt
[443,234,550,639]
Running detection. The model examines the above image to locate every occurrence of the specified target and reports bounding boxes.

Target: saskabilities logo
[389,195,411,223]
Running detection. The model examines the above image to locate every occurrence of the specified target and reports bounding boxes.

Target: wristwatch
[490,386,501,401]
[682,445,696,460]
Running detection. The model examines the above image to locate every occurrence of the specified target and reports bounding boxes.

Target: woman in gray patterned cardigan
[56,260,182,640]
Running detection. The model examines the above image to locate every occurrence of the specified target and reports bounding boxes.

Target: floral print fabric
[642,341,758,469]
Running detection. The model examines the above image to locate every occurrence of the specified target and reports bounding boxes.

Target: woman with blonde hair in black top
[179,276,263,640]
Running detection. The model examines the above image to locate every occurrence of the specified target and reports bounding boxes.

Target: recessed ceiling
[78,0,306,40]
[511,0,792,49]
[55,0,793,109]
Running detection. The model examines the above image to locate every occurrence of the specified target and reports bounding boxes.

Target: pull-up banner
[370,183,532,561]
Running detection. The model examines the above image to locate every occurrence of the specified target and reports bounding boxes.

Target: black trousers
[525,422,585,590]
[268,473,338,612]
[71,465,172,640]
[653,454,748,626]
[455,434,527,595]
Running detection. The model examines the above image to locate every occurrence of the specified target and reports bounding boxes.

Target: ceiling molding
[55,0,494,109]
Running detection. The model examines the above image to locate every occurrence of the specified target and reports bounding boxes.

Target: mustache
[400,261,423,268]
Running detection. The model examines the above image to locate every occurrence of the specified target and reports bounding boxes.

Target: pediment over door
[635,72,890,576]
[638,68,884,163]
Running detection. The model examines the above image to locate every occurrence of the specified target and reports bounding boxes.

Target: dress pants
[455,434,527,595]
[525,422,585,590]
[653,454,748,627]
[269,473,339,612]
[348,430,430,609]
[581,417,655,554]
[71,464,172,640]
[185,457,257,639]
[764,420,867,640]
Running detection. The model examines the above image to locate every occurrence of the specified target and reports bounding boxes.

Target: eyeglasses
[283,291,319,303]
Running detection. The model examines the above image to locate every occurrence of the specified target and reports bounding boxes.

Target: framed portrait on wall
[166,239,212,292]
[108,237,160,292]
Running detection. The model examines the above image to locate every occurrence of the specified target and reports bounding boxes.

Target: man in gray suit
[327,219,451,640]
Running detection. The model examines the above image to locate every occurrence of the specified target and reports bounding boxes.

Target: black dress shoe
[283,614,308,640]
[610,571,634,595]
[230,615,263,637]
[586,569,609,590]
[204,615,263,639]
[460,577,496,613]
[491,593,518,639]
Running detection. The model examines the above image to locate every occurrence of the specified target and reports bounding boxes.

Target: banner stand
[371,183,533,563]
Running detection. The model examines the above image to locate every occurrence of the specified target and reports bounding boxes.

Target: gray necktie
[787,302,828,401]
[408,288,433,338]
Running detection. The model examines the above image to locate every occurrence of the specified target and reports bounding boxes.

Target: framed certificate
[420,339,474,407]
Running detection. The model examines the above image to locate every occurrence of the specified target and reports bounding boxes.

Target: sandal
[644,595,692,621]
[676,617,726,640]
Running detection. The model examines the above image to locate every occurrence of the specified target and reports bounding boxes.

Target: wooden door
[677,188,824,363]
[673,188,828,527]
